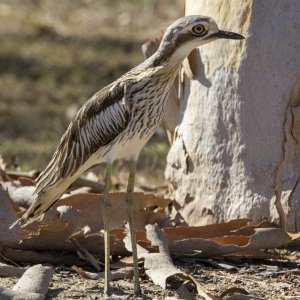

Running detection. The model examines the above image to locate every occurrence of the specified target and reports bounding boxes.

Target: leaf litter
[0,168,299,299]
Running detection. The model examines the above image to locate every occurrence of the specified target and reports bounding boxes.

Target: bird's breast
[106,72,175,161]
[131,84,171,135]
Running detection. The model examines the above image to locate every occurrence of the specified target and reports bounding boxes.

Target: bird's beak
[212,30,245,40]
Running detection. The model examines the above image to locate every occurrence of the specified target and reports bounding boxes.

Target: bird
[11,15,244,297]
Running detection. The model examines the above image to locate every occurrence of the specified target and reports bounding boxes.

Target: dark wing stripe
[35,82,130,190]
[89,119,99,143]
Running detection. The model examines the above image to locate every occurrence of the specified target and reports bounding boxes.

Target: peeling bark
[165,0,300,230]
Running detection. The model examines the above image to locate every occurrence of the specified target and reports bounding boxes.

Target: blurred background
[0,0,183,185]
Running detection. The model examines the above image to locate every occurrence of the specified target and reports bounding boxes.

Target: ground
[1,249,299,299]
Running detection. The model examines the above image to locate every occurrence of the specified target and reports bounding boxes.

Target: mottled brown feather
[35,82,130,191]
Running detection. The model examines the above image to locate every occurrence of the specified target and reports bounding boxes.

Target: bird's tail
[9,148,96,229]
[9,179,70,229]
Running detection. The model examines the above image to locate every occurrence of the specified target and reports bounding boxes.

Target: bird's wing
[11,81,132,225]
[36,81,131,191]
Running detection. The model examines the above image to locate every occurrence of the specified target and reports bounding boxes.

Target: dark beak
[212,30,245,40]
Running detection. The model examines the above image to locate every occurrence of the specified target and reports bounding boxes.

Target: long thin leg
[101,162,112,297]
[125,160,141,295]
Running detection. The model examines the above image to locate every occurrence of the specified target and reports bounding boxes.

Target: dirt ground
[1,249,299,299]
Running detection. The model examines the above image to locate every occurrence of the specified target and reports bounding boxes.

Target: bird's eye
[192,24,206,35]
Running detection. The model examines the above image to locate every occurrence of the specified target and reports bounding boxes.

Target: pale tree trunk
[165,0,300,231]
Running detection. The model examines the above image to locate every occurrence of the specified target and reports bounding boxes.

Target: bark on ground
[1,249,299,300]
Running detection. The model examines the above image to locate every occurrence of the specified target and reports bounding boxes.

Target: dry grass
[0,0,183,183]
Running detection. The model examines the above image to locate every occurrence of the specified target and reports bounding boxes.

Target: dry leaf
[164,219,259,241]
[2,181,298,264]
[53,191,170,231]
[16,192,169,255]
[163,220,291,257]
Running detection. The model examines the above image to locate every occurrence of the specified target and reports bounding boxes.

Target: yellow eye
[192,24,206,35]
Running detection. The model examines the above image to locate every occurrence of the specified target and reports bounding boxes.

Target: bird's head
[156,15,244,63]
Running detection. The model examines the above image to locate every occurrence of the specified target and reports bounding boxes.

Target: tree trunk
[165,0,300,231]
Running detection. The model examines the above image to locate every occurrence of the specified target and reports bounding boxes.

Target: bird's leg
[102,162,112,296]
[125,160,141,295]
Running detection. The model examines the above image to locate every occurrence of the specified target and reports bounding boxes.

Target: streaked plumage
[12,15,244,296]
[25,64,176,219]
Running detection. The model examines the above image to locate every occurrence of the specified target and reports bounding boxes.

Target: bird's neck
[145,41,191,72]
